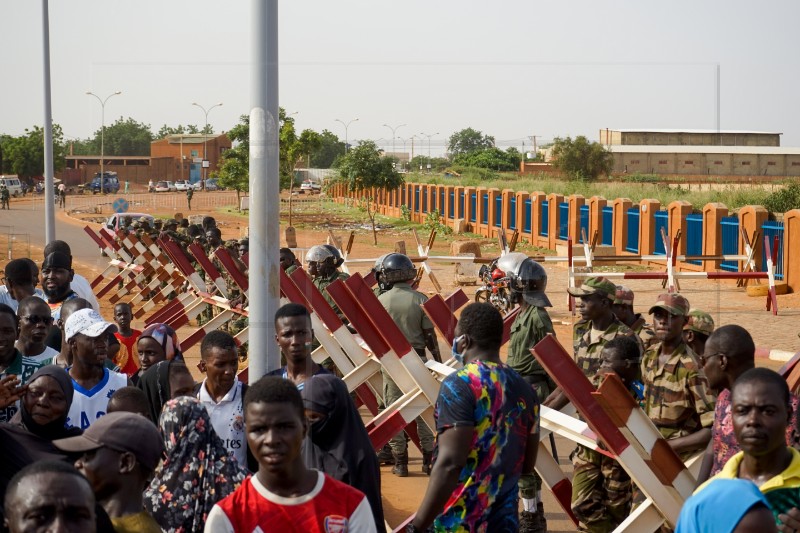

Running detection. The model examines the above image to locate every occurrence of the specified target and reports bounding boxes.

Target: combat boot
[377,445,394,465]
[519,510,545,533]
[392,452,409,477]
[422,451,433,475]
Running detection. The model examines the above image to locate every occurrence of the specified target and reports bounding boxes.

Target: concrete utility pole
[249,0,281,380]
[86,91,121,194]
[41,0,55,242]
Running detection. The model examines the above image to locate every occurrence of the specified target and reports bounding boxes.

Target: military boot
[422,451,433,475]
[519,510,546,533]
[392,452,409,477]
[377,444,394,466]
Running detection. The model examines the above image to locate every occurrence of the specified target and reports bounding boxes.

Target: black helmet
[497,252,551,308]
[378,253,416,284]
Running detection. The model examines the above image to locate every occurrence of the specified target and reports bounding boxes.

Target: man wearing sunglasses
[15,296,59,364]
[0,303,43,423]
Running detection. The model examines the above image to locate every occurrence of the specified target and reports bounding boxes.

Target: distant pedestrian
[58,183,66,208]
[124,180,129,193]
[1,185,9,210]
[187,186,194,211]
[148,179,154,192]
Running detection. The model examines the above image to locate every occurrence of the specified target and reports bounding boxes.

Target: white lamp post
[192,101,223,189]
[85,90,121,193]
[334,118,358,154]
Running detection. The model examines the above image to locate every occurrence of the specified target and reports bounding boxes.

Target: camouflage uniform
[507,305,556,501]
[313,269,350,321]
[630,314,656,349]
[1,186,10,209]
[683,308,715,338]
[567,277,640,533]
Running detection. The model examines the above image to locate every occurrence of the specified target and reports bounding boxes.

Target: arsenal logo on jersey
[324,515,349,533]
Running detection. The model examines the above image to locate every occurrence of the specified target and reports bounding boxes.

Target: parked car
[300,180,321,194]
[191,180,203,190]
[166,181,177,192]
[105,213,154,232]
[174,180,191,191]
[154,181,171,193]
[0,175,24,197]
[88,172,120,194]
[204,178,221,191]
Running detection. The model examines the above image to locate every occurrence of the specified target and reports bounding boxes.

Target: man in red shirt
[113,303,141,377]
[204,376,377,532]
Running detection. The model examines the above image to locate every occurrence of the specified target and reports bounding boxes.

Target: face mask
[451,335,466,365]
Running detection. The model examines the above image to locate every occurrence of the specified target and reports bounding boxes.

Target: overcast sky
[3,0,799,156]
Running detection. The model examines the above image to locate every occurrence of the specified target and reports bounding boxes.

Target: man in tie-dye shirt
[410,303,540,533]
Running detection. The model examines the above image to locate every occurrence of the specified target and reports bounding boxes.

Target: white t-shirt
[69,274,100,312]
[0,287,46,313]
[198,379,246,467]
[20,345,60,364]
[66,368,128,430]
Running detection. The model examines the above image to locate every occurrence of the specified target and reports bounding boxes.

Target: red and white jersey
[204,470,375,533]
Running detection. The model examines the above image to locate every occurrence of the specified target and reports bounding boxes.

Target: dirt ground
[14,191,800,531]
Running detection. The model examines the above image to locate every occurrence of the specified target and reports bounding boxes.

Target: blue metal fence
[469,193,476,223]
[558,202,569,240]
[626,207,640,253]
[602,206,614,246]
[579,205,589,243]
[509,197,517,230]
[495,196,503,227]
[401,188,406,208]
[481,194,489,225]
[720,216,739,272]
[524,198,531,233]
[762,221,785,280]
[439,190,445,215]
[422,188,428,213]
[459,191,465,219]
[540,202,549,237]
[448,191,455,218]
[653,211,669,255]
[685,214,703,265]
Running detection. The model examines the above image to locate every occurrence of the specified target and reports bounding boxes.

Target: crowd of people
[0,229,799,533]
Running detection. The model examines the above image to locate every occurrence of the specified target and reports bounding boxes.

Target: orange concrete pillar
[486,188,501,236]
[453,186,465,229]
[546,193,564,250]
[568,194,586,242]
[476,187,489,236]
[738,205,768,272]
[588,196,607,246]
[463,186,476,231]
[668,201,693,257]
[702,203,729,271]
[638,199,661,256]
[530,191,546,245]
[783,209,800,293]
[612,198,633,254]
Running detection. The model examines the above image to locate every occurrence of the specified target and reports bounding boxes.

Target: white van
[0,176,24,197]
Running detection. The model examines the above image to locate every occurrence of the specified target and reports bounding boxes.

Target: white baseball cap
[64,308,116,342]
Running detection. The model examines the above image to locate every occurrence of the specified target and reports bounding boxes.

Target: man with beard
[63,309,127,430]
[15,297,59,364]
[41,252,78,322]
[0,304,42,423]
[42,241,100,312]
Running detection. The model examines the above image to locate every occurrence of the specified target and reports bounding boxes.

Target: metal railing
[720,216,740,272]
[626,208,640,253]
[685,214,703,265]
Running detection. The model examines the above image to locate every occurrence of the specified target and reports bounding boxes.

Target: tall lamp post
[420,132,438,172]
[85,90,121,194]
[334,118,358,154]
[382,123,406,158]
[192,101,223,188]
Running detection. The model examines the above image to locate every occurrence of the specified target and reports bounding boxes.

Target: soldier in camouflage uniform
[279,248,297,275]
[682,308,715,358]
[306,244,349,322]
[642,294,715,458]
[1,185,10,209]
[497,253,553,533]
[612,285,656,349]
[545,276,639,533]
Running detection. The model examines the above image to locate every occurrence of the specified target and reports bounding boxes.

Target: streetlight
[85,90,121,194]
[192,101,223,189]
[421,132,439,172]
[334,118,358,154]
[383,123,406,158]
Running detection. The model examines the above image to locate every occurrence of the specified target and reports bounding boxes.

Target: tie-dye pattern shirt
[432,360,539,532]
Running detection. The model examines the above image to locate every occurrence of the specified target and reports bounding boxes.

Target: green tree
[452,147,520,171]
[550,135,614,180]
[309,129,345,168]
[408,155,450,173]
[334,141,404,244]
[0,125,67,178]
[155,124,209,138]
[77,117,154,156]
[447,127,495,158]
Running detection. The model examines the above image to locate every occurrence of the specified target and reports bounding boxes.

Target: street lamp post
[86,90,121,194]
[382,123,406,159]
[192,102,223,189]
[421,132,439,172]
[334,118,358,154]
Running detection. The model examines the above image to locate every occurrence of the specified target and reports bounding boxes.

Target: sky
[2,0,800,157]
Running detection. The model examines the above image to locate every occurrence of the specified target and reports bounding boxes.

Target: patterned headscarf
[139,323,182,361]
[144,396,247,533]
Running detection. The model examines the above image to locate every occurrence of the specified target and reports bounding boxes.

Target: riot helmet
[497,252,551,308]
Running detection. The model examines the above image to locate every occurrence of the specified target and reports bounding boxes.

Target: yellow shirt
[111,511,162,533]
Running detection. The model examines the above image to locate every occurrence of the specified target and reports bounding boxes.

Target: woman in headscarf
[137,360,195,422]
[145,396,247,533]
[301,374,385,532]
[134,323,183,385]
[10,365,82,440]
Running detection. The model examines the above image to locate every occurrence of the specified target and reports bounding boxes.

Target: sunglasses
[22,315,54,325]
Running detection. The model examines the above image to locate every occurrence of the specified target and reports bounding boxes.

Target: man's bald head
[59,298,92,327]
[706,325,755,364]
